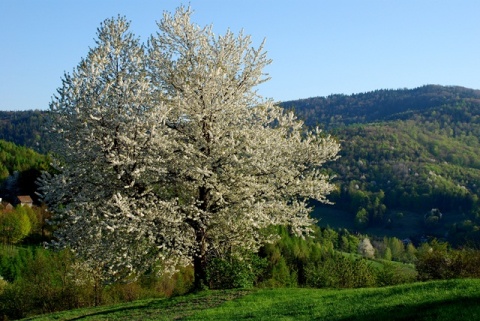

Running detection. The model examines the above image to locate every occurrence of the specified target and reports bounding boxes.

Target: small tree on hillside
[39,6,340,289]
[0,206,32,244]
[358,238,375,258]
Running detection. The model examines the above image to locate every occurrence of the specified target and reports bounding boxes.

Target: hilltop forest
[1,85,480,246]
[282,85,480,245]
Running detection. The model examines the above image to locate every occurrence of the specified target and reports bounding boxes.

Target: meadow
[25,279,480,321]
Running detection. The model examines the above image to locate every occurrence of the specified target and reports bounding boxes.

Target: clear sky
[1,0,480,110]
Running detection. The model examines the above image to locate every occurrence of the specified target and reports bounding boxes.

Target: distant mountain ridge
[281,85,480,128]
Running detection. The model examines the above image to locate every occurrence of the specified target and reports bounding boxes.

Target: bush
[1,280,32,319]
[267,256,298,287]
[0,248,96,319]
[0,276,6,295]
[103,282,143,303]
[0,207,32,244]
[142,265,194,297]
[0,245,35,282]
[415,240,480,280]
[452,248,480,278]
[305,253,377,288]
[416,240,454,280]
[206,254,267,289]
[376,262,417,286]
[0,249,198,319]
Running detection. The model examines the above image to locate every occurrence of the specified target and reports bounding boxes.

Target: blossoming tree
[39,6,340,289]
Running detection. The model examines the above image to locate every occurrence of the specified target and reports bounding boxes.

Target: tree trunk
[193,227,207,291]
[192,184,210,290]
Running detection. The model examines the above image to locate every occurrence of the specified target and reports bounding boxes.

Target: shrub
[0,247,197,319]
[0,276,6,295]
[103,282,143,304]
[416,240,454,280]
[0,245,34,282]
[0,207,32,244]
[376,262,417,286]
[145,265,194,297]
[0,248,96,319]
[415,240,480,280]
[452,248,480,278]
[305,253,377,288]
[206,254,267,289]
[268,256,297,287]
[1,280,32,319]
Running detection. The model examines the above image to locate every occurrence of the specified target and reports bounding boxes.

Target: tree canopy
[38,6,339,288]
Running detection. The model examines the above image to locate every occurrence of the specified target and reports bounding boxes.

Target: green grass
[25,279,480,320]
[23,290,251,321]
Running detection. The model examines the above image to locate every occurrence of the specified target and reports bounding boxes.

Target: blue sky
[1,0,480,110]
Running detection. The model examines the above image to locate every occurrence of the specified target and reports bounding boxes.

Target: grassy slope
[26,279,480,321]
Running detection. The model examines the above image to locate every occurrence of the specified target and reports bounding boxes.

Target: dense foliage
[0,139,49,181]
[0,111,47,153]
[0,226,410,319]
[284,85,480,245]
[0,139,50,205]
[281,85,480,129]
[6,223,480,319]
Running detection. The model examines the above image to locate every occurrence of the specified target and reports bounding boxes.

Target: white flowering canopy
[39,6,340,284]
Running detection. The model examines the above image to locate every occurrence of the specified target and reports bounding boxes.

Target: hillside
[283,85,480,245]
[281,85,480,129]
[2,85,480,245]
[0,139,50,204]
[26,279,480,320]
[0,110,47,153]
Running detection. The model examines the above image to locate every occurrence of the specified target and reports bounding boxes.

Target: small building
[17,195,33,207]
[1,202,13,211]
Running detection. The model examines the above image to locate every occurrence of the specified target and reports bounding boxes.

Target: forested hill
[0,110,47,153]
[2,85,480,245]
[283,85,480,246]
[281,85,480,129]
[0,139,50,203]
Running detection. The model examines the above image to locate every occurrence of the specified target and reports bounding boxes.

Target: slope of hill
[0,139,50,203]
[2,85,480,245]
[26,279,480,321]
[284,85,480,245]
[0,110,47,153]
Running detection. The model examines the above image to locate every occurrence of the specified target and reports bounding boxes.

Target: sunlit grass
[26,279,480,321]
[186,279,480,320]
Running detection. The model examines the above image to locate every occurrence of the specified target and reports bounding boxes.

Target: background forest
[2,85,478,246]
[281,85,480,246]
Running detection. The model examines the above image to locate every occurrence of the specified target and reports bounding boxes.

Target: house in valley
[17,195,33,207]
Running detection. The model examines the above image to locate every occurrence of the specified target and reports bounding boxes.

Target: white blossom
[39,6,340,286]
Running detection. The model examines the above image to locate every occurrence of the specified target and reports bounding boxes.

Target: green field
[25,279,480,320]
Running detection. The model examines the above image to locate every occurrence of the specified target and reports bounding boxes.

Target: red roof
[17,195,33,204]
